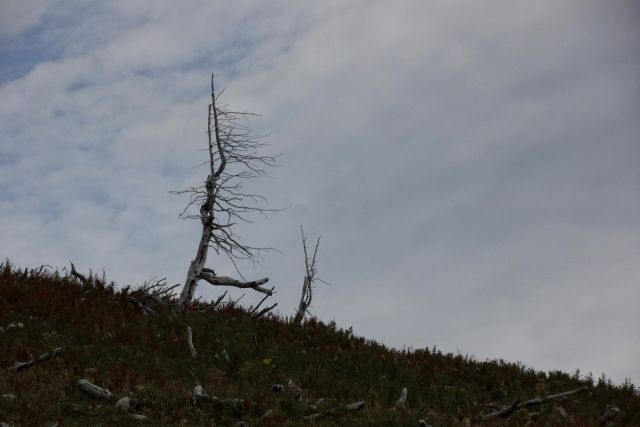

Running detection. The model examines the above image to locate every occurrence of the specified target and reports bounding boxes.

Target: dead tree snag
[174,74,278,306]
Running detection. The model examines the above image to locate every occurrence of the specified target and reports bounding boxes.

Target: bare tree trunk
[176,74,277,307]
[294,227,321,324]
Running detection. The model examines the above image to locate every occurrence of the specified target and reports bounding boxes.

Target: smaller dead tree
[293,227,323,325]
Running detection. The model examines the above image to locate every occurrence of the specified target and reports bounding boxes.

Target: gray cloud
[1,0,638,384]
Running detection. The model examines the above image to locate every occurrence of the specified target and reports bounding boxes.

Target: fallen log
[305,400,365,420]
[78,379,113,400]
[479,386,588,421]
[8,347,64,372]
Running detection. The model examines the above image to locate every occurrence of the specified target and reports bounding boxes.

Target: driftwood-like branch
[480,386,588,420]
[520,386,588,409]
[193,384,210,405]
[70,262,90,286]
[198,271,272,295]
[305,400,365,420]
[8,347,64,372]
[78,379,113,400]
[600,406,621,424]
[187,326,197,359]
[394,387,407,410]
[482,399,521,419]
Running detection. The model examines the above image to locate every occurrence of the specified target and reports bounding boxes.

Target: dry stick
[294,227,321,325]
[600,407,621,424]
[8,347,64,372]
[394,387,408,410]
[248,293,271,316]
[305,400,365,420]
[520,386,588,408]
[78,379,113,400]
[252,302,278,319]
[213,291,228,307]
[482,399,521,420]
[69,262,90,286]
[187,326,197,359]
[480,386,588,420]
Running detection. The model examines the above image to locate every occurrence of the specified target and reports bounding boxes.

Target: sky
[1,0,639,385]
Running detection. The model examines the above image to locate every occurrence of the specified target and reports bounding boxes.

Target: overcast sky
[1,0,639,385]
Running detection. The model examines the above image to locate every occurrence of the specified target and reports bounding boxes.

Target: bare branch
[294,227,323,325]
[252,302,278,319]
[479,387,588,420]
[69,262,90,286]
[199,270,272,295]
[187,326,197,359]
[78,379,113,400]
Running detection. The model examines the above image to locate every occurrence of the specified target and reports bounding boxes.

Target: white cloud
[0,0,49,42]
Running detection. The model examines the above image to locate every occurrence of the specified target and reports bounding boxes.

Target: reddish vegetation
[1,262,638,425]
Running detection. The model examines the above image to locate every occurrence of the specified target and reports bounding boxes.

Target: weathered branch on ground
[305,400,365,420]
[394,387,407,410]
[520,386,588,409]
[479,386,588,420]
[78,379,113,400]
[8,347,64,372]
[187,326,197,359]
[600,406,621,424]
[193,384,210,405]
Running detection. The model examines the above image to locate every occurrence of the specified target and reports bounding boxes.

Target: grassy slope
[0,263,638,426]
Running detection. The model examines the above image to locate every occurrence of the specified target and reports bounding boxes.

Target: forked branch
[293,227,322,325]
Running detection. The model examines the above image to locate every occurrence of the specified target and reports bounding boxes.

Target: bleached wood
[176,74,277,306]
[115,396,131,411]
[69,262,90,285]
[344,401,365,412]
[394,387,407,409]
[78,379,113,400]
[8,347,63,372]
[187,326,197,359]
[481,386,588,420]
[305,400,365,420]
[193,384,210,405]
[294,227,322,325]
[198,271,272,295]
[130,414,148,421]
[600,406,621,423]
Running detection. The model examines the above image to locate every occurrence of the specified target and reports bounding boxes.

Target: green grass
[0,262,638,426]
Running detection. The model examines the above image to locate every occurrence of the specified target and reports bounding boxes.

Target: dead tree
[293,227,322,325]
[174,74,278,306]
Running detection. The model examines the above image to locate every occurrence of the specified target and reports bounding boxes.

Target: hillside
[1,262,638,426]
